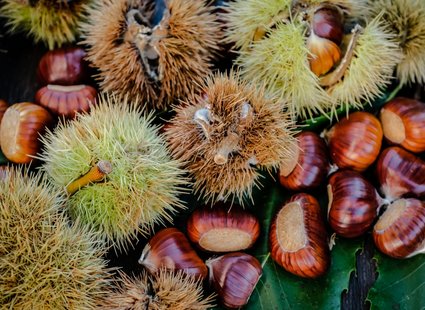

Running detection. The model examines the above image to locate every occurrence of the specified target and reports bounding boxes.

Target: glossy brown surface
[207,252,262,309]
[187,204,260,253]
[326,111,383,172]
[373,198,425,259]
[35,84,97,118]
[0,99,7,124]
[328,170,380,238]
[270,193,330,278]
[312,6,344,44]
[37,47,88,86]
[380,97,425,153]
[138,228,208,280]
[279,131,329,191]
[0,102,53,164]
[376,146,425,201]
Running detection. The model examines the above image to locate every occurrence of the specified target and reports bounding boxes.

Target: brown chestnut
[328,170,381,238]
[0,102,53,164]
[138,228,208,280]
[269,193,330,278]
[37,47,88,86]
[325,111,383,172]
[373,198,425,259]
[380,97,425,153]
[187,204,260,253]
[376,146,425,201]
[206,252,262,309]
[35,84,97,118]
[279,131,329,191]
[0,99,7,124]
[312,5,344,45]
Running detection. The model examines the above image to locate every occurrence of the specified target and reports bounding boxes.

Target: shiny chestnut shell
[327,170,380,238]
[37,47,88,86]
[373,198,425,259]
[138,228,208,280]
[187,204,260,253]
[376,146,425,201]
[312,5,344,45]
[0,102,53,164]
[326,111,383,172]
[206,252,262,309]
[279,131,329,191]
[269,193,330,278]
[35,84,97,118]
[380,97,425,153]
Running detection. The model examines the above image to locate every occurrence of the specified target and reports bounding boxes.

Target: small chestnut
[138,228,208,280]
[376,146,425,201]
[35,84,97,118]
[187,204,260,253]
[279,131,329,191]
[307,34,341,76]
[380,97,425,153]
[0,102,53,164]
[373,198,425,259]
[269,193,330,278]
[325,111,383,172]
[37,47,88,86]
[206,252,262,309]
[312,5,344,45]
[327,170,381,238]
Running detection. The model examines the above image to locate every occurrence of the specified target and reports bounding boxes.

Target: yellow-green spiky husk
[39,95,188,251]
[0,0,88,49]
[0,168,111,309]
[166,72,297,204]
[368,0,425,85]
[101,269,215,309]
[81,0,221,110]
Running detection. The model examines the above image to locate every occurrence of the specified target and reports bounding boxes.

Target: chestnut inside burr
[380,108,406,144]
[279,142,300,177]
[276,202,307,252]
[375,199,407,232]
[198,228,253,252]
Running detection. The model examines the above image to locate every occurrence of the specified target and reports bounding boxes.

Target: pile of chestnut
[0,47,97,164]
[277,97,425,279]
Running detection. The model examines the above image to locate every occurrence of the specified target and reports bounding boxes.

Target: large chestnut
[327,170,381,238]
[373,198,425,259]
[269,193,330,278]
[376,146,425,201]
[279,131,329,191]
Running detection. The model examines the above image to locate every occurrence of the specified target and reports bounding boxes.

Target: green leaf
[244,180,363,310]
[367,252,425,310]
[0,149,8,165]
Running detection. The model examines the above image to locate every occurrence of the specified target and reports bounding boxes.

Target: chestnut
[206,252,262,309]
[269,193,330,278]
[35,84,97,118]
[0,99,7,123]
[380,97,425,153]
[37,47,88,86]
[187,204,260,253]
[0,102,53,164]
[373,198,425,259]
[376,146,425,201]
[279,131,329,191]
[328,170,381,238]
[325,111,383,172]
[312,5,344,45]
[138,228,208,280]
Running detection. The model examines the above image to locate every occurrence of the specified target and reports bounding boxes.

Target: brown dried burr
[279,131,329,191]
[373,198,425,259]
[327,170,381,238]
[206,252,262,309]
[376,146,425,201]
[138,228,207,280]
[380,97,425,153]
[269,193,330,278]
[325,111,383,172]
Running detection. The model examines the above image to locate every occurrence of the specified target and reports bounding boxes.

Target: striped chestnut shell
[269,193,330,278]
[279,131,329,191]
[327,170,381,238]
[376,146,425,202]
[373,198,425,259]
[325,111,383,172]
